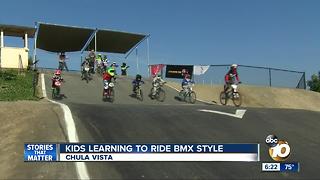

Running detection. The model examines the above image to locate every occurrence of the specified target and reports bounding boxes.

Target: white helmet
[231,64,238,68]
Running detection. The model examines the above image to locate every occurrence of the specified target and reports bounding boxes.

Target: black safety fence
[151,64,306,89]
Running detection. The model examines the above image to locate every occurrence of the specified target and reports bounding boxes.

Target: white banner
[193,65,210,75]
[59,153,258,162]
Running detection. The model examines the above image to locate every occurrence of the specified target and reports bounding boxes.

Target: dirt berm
[166,81,320,112]
[0,101,77,179]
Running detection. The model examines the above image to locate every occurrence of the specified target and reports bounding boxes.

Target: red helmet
[54,69,61,75]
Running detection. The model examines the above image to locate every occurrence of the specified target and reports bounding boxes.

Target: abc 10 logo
[265,135,291,161]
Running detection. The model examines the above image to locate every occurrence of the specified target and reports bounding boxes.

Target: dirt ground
[0,100,77,179]
[166,82,320,112]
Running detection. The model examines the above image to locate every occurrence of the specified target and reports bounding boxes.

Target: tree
[307,74,320,92]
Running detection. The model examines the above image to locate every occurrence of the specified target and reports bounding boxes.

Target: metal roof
[36,22,147,53]
[0,24,36,38]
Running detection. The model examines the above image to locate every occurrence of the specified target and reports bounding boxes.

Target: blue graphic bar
[24,144,57,162]
[280,163,299,172]
[60,143,258,153]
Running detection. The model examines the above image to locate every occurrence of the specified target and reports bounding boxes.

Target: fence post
[303,72,306,89]
[32,69,39,97]
[269,68,272,87]
[136,48,139,74]
[18,54,24,75]
[296,72,306,89]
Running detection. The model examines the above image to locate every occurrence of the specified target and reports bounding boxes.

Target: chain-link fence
[157,64,306,89]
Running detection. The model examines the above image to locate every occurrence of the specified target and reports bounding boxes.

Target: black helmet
[122,62,126,66]
[136,74,142,79]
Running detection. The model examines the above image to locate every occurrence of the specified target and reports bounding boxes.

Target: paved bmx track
[44,71,320,180]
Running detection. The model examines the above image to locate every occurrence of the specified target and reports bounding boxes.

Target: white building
[0,24,35,69]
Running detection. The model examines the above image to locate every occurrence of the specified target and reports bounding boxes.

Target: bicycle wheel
[149,88,155,99]
[57,88,60,96]
[52,89,55,99]
[109,88,115,103]
[85,72,89,83]
[178,90,184,101]
[138,89,144,101]
[102,89,107,101]
[96,67,100,75]
[156,89,166,102]
[219,91,228,105]
[232,92,242,107]
[189,91,196,104]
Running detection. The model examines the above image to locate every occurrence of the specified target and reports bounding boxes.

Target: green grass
[0,70,39,101]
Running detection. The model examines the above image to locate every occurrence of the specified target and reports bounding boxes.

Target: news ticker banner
[24,143,259,162]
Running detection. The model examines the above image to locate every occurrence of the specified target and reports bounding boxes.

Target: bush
[0,70,39,101]
[0,71,17,81]
[307,74,320,92]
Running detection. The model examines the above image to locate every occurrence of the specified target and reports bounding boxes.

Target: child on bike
[181,73,194,92]
[88,49,96,74]
[102,64,116,90]
[81,57,91,78]
[151,74,166,96]
[224,64,241,92]
[95,54,104,73]
[102,55,110,71]
[132,74,144,94]
[51,69,64,97]
[121,62,130,76]
[51,69,63,87]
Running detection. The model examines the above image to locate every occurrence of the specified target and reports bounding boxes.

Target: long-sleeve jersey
[182,78,194,86]
[103,72,116,81]
[52,75,63,81]
[51,75,63,87]
[132,79,145,85]
[225,69,239,83]
[152,77,165,85]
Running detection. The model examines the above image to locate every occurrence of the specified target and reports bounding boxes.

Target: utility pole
[136,47,139,74]
[147,36,150,76]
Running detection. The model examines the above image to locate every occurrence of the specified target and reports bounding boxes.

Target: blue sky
[1,0,320,79]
